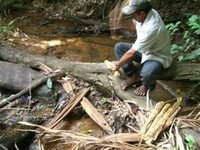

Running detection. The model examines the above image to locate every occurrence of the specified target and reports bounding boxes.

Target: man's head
[122,0,152,16]
[122,0,152,22]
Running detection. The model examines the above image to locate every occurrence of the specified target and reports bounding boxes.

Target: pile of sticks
[139,97,182,144]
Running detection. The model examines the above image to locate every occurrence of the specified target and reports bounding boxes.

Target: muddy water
[43,118,103,150]
[11,11,120,63]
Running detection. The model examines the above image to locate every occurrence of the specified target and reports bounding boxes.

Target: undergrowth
[166,15,200,63]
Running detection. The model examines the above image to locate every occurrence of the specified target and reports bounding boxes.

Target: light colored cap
[122,0,152,15]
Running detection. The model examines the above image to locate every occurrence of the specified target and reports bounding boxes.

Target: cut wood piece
[104,60,120,78]
[103,133,140,142]
[146,98,182,142]
[46,88,89,129]
[81,97,114,135]
[104,60,115,70]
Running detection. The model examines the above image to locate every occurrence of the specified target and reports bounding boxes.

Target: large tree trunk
[0,61,63,97]
[0,46,200,108]
[0,46,199,80]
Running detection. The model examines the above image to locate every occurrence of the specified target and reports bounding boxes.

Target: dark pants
[114,42,163,91]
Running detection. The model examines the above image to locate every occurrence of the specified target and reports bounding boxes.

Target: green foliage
[166,21,181,36]
[0,18,15,34]
[187,15,200,35]
[166,15,200,63]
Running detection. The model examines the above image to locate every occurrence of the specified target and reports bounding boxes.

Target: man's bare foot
[133,84,148,96]
[121,74,141,90]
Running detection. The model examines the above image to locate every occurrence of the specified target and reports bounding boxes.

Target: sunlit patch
[33,40,64,49]
[66,38,77,43]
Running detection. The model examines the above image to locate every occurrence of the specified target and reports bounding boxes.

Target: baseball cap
[122,0,152,16]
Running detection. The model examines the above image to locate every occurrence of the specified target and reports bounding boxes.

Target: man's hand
[112,63,120,72]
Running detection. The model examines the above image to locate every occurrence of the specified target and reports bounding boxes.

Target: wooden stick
[102,133,140,142]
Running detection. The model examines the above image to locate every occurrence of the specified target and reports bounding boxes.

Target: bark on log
[0,46,200,108]
[0,60,63,97]
[0,70,65,108]
[0,61,43,91]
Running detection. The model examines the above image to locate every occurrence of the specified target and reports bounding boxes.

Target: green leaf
[185,134,195,150]
[47,78,53,90]
[178,55,184,62]
[79,129,93,134]
[8,20,15,26]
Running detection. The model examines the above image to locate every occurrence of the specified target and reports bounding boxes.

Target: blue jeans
[114,42,163,91]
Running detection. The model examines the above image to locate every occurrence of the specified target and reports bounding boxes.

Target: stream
[8,10,119,63]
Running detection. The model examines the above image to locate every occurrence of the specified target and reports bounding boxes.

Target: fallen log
[0,46,147,108]
[0,46,200,108]
[0,71,65,108]
[1,46,200,80]
[0,61,64,97]
[0,61,44,92]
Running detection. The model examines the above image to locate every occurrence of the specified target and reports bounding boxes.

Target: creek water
[9,11,120,63]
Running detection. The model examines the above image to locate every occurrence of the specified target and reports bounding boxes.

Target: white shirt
[131,9,173,68]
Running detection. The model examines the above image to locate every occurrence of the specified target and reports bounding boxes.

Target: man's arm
[113,49,137,71]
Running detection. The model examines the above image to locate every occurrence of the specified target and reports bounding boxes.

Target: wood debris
[103,133,140,142]
[37,63,53,74]
[58,76,76,97]
[45,88,89,129]
[81,97,113,134]
[0,62,183,149]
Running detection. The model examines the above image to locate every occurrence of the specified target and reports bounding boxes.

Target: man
[112,0,172,96]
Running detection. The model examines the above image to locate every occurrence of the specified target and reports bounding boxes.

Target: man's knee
[114,42,123,51]
[140,70,153,83]
[114,42,124,58]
